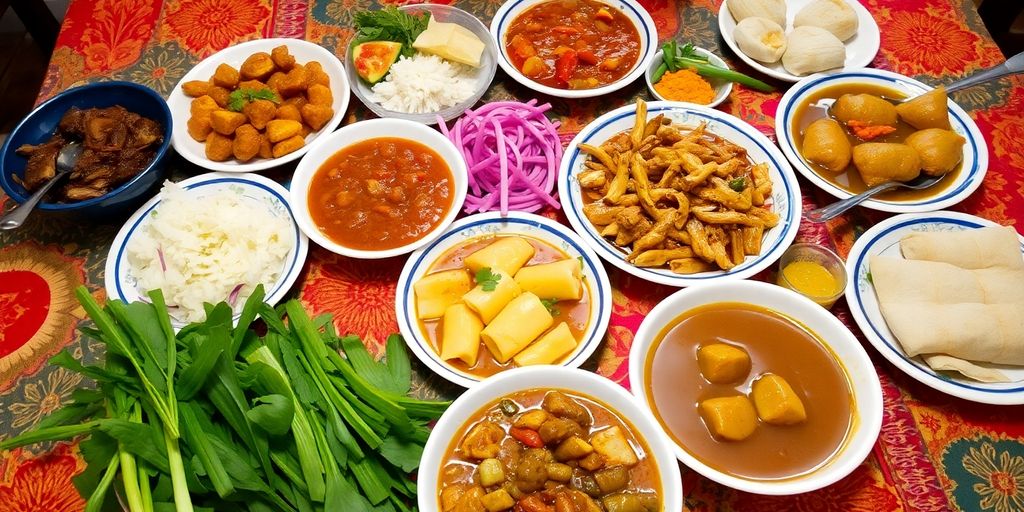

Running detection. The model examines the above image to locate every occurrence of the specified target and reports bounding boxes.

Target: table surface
[2,0,1023,510]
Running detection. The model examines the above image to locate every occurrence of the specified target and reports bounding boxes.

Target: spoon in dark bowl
[1,142,82,230]
[804,174,942,223]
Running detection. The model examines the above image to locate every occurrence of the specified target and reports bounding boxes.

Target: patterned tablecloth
[1,0,1023,510]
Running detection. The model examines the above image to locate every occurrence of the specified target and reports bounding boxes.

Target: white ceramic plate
[418,366,684,510]
[346,4,497,125]
[290,118,468,259]
[396,211,612,388]
[645,46,733,108]
[490,0,657,98]
[845,211,1024,405]
[168,38,350,173]
[718,0,880,83]
[558,101,802,287]
[776,68,988,213]
[105,172,309,329]
[629,280,883,495]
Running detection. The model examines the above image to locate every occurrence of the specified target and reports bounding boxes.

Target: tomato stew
[308,137,453,251]
[505,0,641,90]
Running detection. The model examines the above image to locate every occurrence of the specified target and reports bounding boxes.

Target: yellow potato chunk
[240,52,275,80]
[210,110,248,135]
[304,61,330,87]
[187,114,213,142]
[266,119,302,143]
[266,71,286,94]
[272,134,305,158]
[751,373,807,425]
[243,99,277,130]
[208,86,230,108]
[699,396,758,442]
[212,63,240,88]
[190,95,219,116]
[258,135,273,159]
[238,79,268,92]
[307,83,333,106]
[275,103,302,122]
[271,45,296,71]
[232,124,261,162]
[277,65,308,97]
[205,132,234,162]
[181,80,210,97]
[414,269,473,319]
[300,103,333,131]
[696,344,751,384]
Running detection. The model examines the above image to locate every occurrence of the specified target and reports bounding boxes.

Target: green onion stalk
[653,41,774,92]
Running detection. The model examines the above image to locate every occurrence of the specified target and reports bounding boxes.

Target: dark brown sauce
[792,83,961,201]
[419,236,592,378]
[644,302,854,480]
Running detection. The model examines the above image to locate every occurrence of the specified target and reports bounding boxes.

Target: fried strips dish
[578,99,778,273]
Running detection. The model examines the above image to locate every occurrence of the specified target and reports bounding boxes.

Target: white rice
[127,181,293,323]
[370,53,477,114]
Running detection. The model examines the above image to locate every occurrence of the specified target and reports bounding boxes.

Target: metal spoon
[804,174,942,223]
[0,142,82,230]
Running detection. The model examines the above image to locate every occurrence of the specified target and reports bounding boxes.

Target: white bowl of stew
[419,366,683,511]
[290,118,468,259]
[628,280,883,495]
[490,0,658,98]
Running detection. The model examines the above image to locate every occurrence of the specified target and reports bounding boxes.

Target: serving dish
[418,366,683,510]
[346,4,497,125]
[290,117,467,259]
[0,81,172,218]
[845,211,1024,405]
[645,46,733,108]
[775,68,988,213]
[558,100,801,287]
[105,172,309,329]
[717,0,880,83]
[167,38,349,173]
[628,280,883,494]
[490,0,657,99]
[396,211,611,388]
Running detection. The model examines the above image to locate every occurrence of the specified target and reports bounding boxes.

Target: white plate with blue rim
[776,68,988,213]
[845,211,1024,405]
[105,172,309,329]
[490,0,657,99]
[395,211,612,388]
[558,100,802,287]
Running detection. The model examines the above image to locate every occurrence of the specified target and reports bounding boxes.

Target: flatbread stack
[870,226,1024,382]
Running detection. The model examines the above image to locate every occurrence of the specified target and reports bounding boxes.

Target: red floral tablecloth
[2,0,1023,510]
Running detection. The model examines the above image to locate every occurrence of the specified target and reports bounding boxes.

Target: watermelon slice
[352,41,403,84]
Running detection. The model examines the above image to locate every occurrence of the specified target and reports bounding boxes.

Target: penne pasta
[414,269,473,319]
[513,322,578,366]
[464,237,536,276]
[440,303,484,366]
[463,269,522,324]
[481,292,554,363]
[514,258,583,301]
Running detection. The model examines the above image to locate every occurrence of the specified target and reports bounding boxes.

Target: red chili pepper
[509,427,544,448]
[555,50,579,84]
[578,50,599,65]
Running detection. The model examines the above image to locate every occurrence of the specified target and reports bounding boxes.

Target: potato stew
[440,389,660,512]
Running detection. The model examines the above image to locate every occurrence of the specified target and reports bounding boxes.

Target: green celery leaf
[73,431,119,499]
[232,284,265,357]
[179,401,234,498]
[378,435,422,473]
[384,335,411,395]
[340,335,401,395]
[96,419,171,474]
[246,394,295,436]
[175,327,229,400]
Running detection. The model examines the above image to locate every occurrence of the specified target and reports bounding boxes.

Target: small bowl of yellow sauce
[776,244,847,308]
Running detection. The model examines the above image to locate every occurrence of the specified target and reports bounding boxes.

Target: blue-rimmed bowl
[845,211,1024,405]
[104,172,309,329]
[490,0,657,99]
[395,211,612,388]
[0,81,172,218]
[558,101,802,287]
[776,68,988,213]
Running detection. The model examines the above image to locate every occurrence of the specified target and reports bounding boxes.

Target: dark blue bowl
[0,81,172,218]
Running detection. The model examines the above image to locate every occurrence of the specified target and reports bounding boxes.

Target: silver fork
[1,142,82,230]
[804,174,942,223]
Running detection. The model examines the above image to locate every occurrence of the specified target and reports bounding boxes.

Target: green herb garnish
[729,177,747,192]
[866,271,873,284]
[540,298,560,316]
[227,87,279,112]
[475,267,502,292]
[577,256,585,268]
[353,7,430,58]
[654,41,774,92]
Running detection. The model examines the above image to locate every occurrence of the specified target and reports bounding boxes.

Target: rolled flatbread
[900,226,1023,270]
[922,355,1013,383]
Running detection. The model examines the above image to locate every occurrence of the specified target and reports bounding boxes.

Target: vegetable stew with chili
[504,0,641,90]
[440,389,660,512]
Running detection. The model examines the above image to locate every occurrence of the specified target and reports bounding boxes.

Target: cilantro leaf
[475,267,501,292]
[353,7,430,58]
[728,177,747,192]
[540,298,560,316]
[228,88,279,112]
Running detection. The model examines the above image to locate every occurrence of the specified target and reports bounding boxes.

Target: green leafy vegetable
[353,7,430,58]
[228,88,279,112]
[654,41,774,92]
[540,298,560,316]
[475,267,502,292]
[729,177,747,192]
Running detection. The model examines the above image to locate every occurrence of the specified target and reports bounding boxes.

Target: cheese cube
[697,344,751,384]
[751,373,807,426]
[412,16,486,67]
[699,396,758,442]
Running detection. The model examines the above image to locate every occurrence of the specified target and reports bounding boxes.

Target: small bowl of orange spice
[646,44,732,107]
[776,243,847,308]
